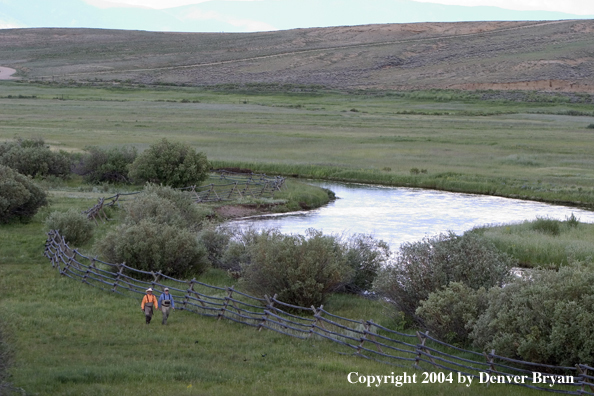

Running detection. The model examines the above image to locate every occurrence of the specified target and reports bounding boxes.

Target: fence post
[356,320,368,356]
[258,294,276,332]
[577,364,594,394]
[218,286,234,321]
[81,257,97,285]
[484,349,496,387]
[112,263,125,293]
[415,331,436,370]
[365,320,383,353]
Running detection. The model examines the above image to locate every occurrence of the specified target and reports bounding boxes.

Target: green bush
[124,184,211,230]
[128,139,209,187]
[0,137,71,178]
[416,282,488,345]
[44,209,94,246]
[95,220,209,277]
[373,232,514,322]
[340,234,390,294]
[240,229,352,308]
[78,145,137,183]
[197,226,233,269]
[471,265,594,366]
[0,165,48,223]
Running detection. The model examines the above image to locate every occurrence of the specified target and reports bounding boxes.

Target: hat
[146,288,153,292]
[164,288,169,291]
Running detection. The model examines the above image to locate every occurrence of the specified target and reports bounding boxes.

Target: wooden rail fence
[44,230,594,395]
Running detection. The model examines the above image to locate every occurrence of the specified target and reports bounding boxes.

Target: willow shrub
[124,185,211,231]
[78,145,137,183]
[416,282,488,345]
[240,229,352,308]
[0,137,71,178]
[129,139,209,187]
[373,231,515,323]
[95,219,209,277]
[0,165,48,223]
[470,265,594,366]
[44,209,94,246]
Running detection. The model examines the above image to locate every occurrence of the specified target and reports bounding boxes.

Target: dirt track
[0,66,17,80]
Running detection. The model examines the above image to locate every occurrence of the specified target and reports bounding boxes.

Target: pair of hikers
[141,288,175,325]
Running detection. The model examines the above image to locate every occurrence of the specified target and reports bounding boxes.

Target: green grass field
[1,81,593,394]
[1,82,594,206]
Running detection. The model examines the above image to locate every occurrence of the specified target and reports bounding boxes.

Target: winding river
[231,181,594,251]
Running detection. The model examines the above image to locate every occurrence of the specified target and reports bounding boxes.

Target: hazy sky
[87,0,594,14]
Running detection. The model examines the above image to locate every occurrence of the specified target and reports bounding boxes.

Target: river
[230,181,594,251]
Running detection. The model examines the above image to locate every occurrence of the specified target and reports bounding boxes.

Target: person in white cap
[141,288,158,324]
[158,287,175,325]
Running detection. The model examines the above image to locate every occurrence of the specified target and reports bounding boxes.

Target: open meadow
[1,82,594,206]
[1,81,594,395]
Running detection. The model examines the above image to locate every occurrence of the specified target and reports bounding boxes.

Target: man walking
[141,288,158,324]
[158,288,175,325]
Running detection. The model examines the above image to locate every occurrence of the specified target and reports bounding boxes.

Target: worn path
[0,66,18,80]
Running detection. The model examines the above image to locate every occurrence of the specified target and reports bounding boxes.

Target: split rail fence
[82,171,286,223]
[45,230,594,395]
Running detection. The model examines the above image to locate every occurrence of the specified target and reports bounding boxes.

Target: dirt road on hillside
[0,66,18,80]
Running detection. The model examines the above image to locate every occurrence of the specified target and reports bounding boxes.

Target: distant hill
[1,20,594,92]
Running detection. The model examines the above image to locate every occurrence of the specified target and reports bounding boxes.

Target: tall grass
[471,217,594,268]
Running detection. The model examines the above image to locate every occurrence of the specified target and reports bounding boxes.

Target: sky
[87,0,594,14]
[1,0,593,32]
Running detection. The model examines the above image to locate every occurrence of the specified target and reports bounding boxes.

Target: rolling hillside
[1,19,593,91]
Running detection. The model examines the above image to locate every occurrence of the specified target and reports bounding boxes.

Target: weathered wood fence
[82,172,286,222]
[44,230,594,395]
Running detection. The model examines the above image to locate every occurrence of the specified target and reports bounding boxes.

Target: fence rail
[44,230,594,395]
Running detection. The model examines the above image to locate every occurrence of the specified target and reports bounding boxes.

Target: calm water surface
[231,181,594,251]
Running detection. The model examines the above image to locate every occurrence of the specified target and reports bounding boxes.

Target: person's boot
[146,315,150,324]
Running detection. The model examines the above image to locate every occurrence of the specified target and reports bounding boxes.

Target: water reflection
[230,181,594,251]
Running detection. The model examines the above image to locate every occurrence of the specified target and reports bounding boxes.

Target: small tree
[0,165,47,223]
[78,146,137,183]
[129,139,209,187]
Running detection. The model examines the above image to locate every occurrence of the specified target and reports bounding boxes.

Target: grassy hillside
[1,20,594,91]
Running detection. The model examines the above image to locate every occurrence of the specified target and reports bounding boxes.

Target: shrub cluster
[44,209,94,246]
[129,139,209,187]
[415,282,488,345]
[95,184,210,277]
[470,265,594,366]
[373,232,514,323]
[0,137,71,178]
[240,229,352,308]
[77,146,137,183]
[197,227,388,306]
[0,165,48,223]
